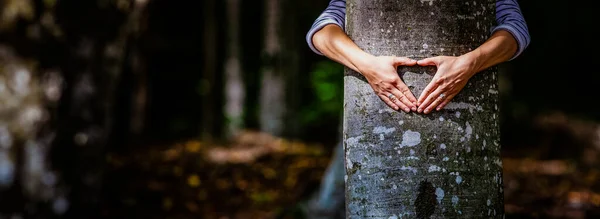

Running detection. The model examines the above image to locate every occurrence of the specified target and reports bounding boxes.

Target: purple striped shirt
[307,0,530,60]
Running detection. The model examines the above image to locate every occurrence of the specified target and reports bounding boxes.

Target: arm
[312,24,368,74]
[468,0,531,69]
[307,0,418,112]
[416,0,530,113]
[492,0,531,60]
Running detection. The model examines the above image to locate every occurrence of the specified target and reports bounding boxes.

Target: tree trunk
[280,1,301,138]
[307,118,346,219]
[201,0,218,141]
[0,0,145,217]
[53,1,144,216]
[344,0,503,218]
[128,0,150,139]
[0,46,49,216]
[259,0,285,136]
[223,0,245,139]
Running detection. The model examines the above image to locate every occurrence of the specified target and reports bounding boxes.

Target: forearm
[463,30,518,76]
[312,24,373,74]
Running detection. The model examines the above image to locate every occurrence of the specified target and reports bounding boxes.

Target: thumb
[417,57,442,66]
[392,57,417,67]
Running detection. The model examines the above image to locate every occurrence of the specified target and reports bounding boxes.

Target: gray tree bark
[344,0,503,218]
[259,0,285,136]
[224,0,245,139]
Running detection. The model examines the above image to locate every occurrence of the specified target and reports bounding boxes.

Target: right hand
[357,56,418,112]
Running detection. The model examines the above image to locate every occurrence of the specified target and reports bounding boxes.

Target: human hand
[357,56,418,112]
[416,55,478,114]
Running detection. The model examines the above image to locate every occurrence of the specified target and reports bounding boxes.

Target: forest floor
[102,114,600,219]
[103,130,331,219]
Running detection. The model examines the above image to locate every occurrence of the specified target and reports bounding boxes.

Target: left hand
[416,55,478,114]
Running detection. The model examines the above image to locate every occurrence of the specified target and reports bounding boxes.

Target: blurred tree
[51,0,145,217]
[305,121,345,219]
[343,0,503,218]
[223,0,245,139]
[259,0,301,138]
[200,0,221,141]
[280,0,301,138]
[0,0,145,217]
[259,0,285,136]
[126,0,149,140]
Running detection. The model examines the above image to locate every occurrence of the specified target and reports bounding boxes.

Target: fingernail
[395,107,399,111]
[405,108,410,112]
[411,107,417,111]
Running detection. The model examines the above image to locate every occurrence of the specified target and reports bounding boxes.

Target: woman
[303,1,531,217]
[306,0,530,114]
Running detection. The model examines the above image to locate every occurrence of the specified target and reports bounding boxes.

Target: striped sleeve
[306,0,346,56]
[492,0,531,60]
[307,0,530,59]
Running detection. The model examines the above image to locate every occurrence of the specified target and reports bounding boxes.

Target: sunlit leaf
[250,191,275,203]
[315,83,336,101]
[185,141,201,153]
[187,175,201,188]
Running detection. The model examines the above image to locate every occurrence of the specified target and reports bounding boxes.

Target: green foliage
[301,60,344,126]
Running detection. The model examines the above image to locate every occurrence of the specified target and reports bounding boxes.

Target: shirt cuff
[306,19,344,56]
[491,24,528,61]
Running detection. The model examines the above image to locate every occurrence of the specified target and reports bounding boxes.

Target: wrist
[351,52,376,76]
[461,50,484,77]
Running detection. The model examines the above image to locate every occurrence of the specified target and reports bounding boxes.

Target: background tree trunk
[280,1,301,138]
[259,0,285,136]
[52,0,143,217]
[200,0,219,141]
[223,0,245,139]
[0,0,141,216]
[344,0,503,218]
[307,118,346,219]
[127,0,150,140]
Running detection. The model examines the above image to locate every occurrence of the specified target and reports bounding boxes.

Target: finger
[417,56,441,66]
[418,87,444,113]
[436,93,456,111]
[417,78,440,108]
[392,57,417,67]
[424,92,448,114]
[378,94,400,111]
[395,83,417,110]
[389,89,412,112]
